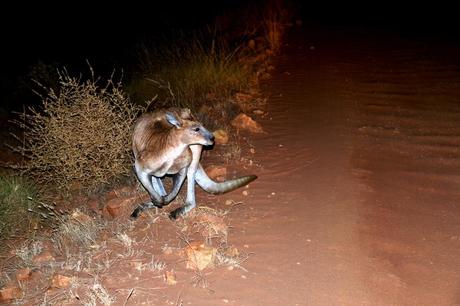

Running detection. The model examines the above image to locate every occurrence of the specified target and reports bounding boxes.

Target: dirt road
[180,27,460,305]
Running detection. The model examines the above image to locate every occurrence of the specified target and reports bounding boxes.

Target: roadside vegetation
[0,175,38,238]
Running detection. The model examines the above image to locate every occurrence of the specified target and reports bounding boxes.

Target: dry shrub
[263,0,292,54]
[132,31,251,115]
[16,70,142,193]
[51,209,104,258]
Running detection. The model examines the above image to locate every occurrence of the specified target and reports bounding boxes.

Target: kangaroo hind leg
[169,145,202,220]
[131,164,165,218]
[163,168,187,205]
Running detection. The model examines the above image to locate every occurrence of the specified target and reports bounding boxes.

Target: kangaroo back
[132,108,197,159]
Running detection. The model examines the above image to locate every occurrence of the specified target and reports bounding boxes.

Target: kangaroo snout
[205,130,215,145]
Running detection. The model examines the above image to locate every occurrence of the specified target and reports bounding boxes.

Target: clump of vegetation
[52,209,105,258]
[262,0,290,54]
[131,31,251,113]
[128,1,291,129]
[14,70,142,194]
[0,175,39,237]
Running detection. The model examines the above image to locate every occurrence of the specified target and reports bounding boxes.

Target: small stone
[0,286,22,302]
[248,39,256,50]
[165,270,177,285]
[242,190,249,196]
[162,246,174,255]
[185,242,217,271]
[16,268,32,281]
[230,113,264,134]
[103,195,146,219]
[51,274,72,288]
[213,129,229,145]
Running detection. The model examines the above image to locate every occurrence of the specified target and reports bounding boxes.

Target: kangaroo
[131,108,257,220]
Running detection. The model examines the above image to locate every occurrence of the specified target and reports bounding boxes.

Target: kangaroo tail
[195,164,257,194]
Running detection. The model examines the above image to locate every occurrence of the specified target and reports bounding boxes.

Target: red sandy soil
[3,27,460,305]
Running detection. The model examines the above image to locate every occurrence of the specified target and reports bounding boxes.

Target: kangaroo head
[166,111,214,146]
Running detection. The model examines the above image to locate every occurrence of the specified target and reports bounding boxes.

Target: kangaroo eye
[194,127,200,132]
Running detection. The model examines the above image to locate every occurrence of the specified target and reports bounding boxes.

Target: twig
[123,288,135,306]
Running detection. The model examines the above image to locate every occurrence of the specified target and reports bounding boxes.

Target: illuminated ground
[179,26,460,305]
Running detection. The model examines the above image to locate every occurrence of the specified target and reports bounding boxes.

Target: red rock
[231,113,264,134]
[248,39,256,50]
[164,270,177,285]
[213,129,229,145]
[184,242,217,271]
[51,274,72,288]
[16,268,32,281]
[103,194,147,218]
[0,286,22,302]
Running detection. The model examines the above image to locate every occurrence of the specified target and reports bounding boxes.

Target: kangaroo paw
[130,206,143,219]
[169,207,185,220]
[153,202,164,208]
[151,196,165,208]
[131,200,163,219]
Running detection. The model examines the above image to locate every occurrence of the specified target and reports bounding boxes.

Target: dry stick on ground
[123,288,135,306]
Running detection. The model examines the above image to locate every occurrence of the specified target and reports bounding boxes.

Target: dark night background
[1,1,459,112]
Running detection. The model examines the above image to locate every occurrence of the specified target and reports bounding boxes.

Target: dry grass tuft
[13,69,142,194]
[14,240,44,265]
[0,175,39,237]
[215,245,251,272]
[51,209,105,258]
[86,278,115,305]
[129,30,251,130]
[263,1,287,53]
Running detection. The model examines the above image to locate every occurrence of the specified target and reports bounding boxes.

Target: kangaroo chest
[166,148,192,174]
[150,147,192,177]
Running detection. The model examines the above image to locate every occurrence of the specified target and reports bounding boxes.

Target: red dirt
[3,27,460,305]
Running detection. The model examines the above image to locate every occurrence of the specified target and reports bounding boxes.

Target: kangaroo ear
[166,111,181,128]
[180,108,192,119]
